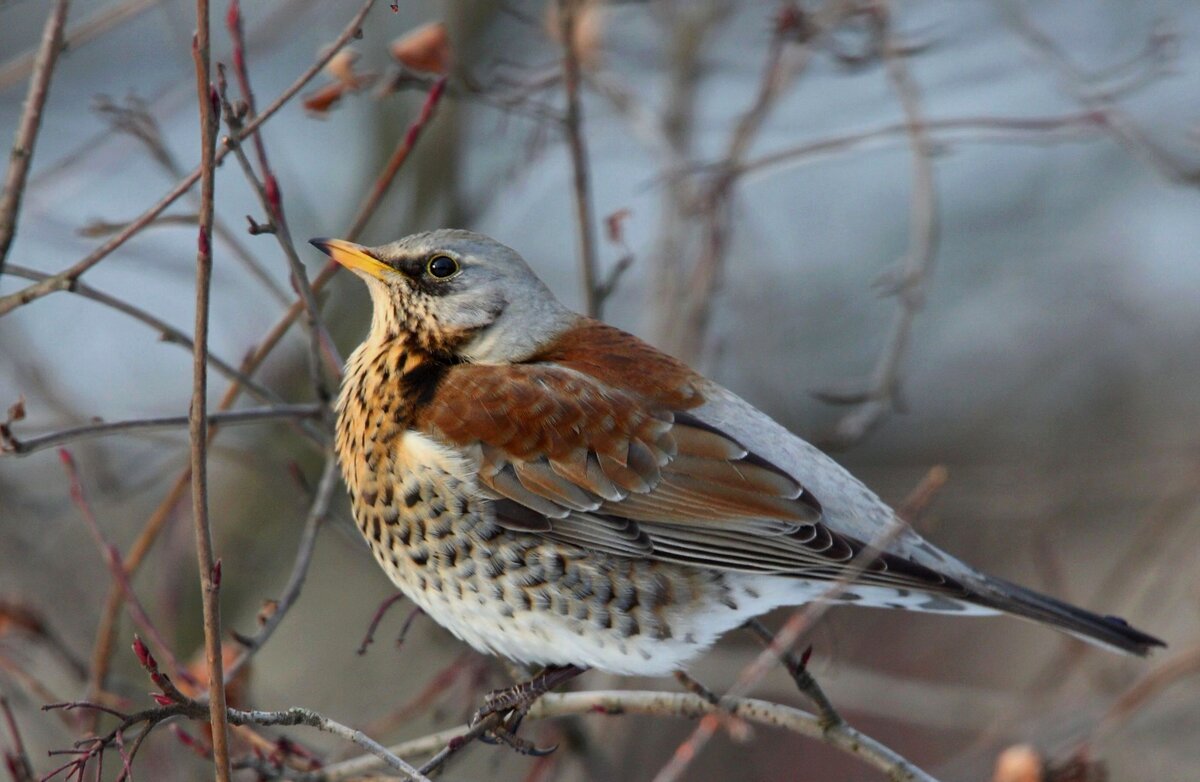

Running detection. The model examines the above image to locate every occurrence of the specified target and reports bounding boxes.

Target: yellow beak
[309,237,392,280]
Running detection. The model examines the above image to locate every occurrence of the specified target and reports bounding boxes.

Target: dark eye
[426,254,459,279]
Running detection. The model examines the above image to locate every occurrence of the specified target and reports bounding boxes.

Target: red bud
[132,635,155,671]
[152,692,174,706]
[211,559,222,587]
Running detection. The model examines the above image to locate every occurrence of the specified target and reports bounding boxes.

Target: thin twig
[225,452,340,681]
[734,111,1110,180]
[998,0,1200,185]
[223,2,342,397]
[1,264,298,418]
[190,1,233,777]
[0,0,378,318]
[1089,643,1200,746]
[672,1,846,363]
[0,695,34,782]
[2,404,322,456]
[346,76,448,239]
[557,0,601,317]
[0,0,69,278]
[316,690,940,782]
[0,0,153,91]
[43,694,434,782]
[219,68,341,404]
[57,449,194,687]
[92,94,291,305]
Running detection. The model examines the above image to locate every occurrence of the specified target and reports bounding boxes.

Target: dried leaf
[0,600,45,639]
[389,22,451,75]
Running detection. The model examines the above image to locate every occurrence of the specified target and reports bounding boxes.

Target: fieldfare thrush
[310,229,1162,717]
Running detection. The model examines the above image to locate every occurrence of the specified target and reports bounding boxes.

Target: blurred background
[1,0,1199,780]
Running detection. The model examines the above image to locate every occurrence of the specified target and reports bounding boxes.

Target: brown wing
[414,349,959,592]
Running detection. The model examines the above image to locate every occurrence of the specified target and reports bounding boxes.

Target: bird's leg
[673,671,753,741]
[472,663,587,755]
[742,618,843,729]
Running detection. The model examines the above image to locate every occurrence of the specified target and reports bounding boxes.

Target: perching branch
[313,690,940,782]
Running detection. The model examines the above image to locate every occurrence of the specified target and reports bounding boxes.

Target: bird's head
[311,229,577,363]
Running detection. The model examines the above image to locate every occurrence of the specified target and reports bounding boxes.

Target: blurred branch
[1,404,322,456]
[557,0,601,317]
[998,0,1200,185]
[0,0,153,91]
[0,695,34,782]
[57,449,193,688]
[346,75,448,240]
[317,690,940,782]
[1089,643,1200,746]
[0,0,69,278]
[0,0,379,318]
[818,3,939,450]
[735,111,1110,179]
[189,0,233,776]
[224,452,340,682]
[670,1,847,363]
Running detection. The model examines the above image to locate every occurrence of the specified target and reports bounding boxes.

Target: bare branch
[224,452,340,681]
[0,695,34,782]
[57,449,193,687]
[1,264,288,412]
[316,690,940,782]
[346,76,448,240]
[819,4,939,450]
[0,0,69,277]
[189,0,233,776]
[998,0,1200,185]
[82,0,378,720]
[557,0,601,317]
[0,0,379,318]
[1,404,321,456]
[218,66,341,409]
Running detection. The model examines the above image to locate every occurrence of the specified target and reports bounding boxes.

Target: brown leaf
[5,397,25,424]
[0,600,46,639]
[389,22,451,75]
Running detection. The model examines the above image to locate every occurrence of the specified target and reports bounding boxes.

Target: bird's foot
[470,664,586,756]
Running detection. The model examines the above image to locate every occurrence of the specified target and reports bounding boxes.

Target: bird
[310,229,1163,721]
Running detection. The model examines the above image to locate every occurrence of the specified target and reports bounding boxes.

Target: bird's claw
[471,698,556,756]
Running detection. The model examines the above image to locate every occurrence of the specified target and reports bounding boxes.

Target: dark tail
[969,577,1165,656]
